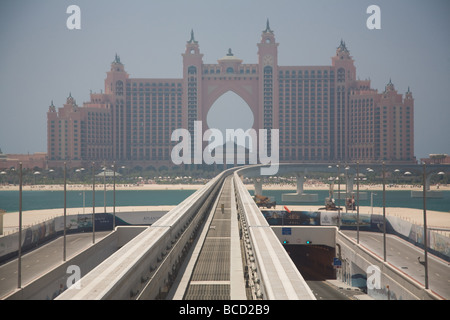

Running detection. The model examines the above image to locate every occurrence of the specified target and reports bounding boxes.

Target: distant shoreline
[0,182,448,192]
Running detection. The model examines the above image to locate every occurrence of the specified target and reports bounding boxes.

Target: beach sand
[1,203,448,237]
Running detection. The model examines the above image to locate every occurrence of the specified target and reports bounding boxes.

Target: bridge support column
[346,174,354,195]
[0,209,5,235]
[296,174,304,194]
[342,174,368,201]
[253,178,263,196]
[411,171,443,198]
[282,173,318,202]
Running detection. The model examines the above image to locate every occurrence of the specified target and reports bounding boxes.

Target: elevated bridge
[56,167,315,300]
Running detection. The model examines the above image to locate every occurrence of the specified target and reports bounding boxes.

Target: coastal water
[0,188,449,213]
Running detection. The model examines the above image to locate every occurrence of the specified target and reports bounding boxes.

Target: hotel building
[47,21,415,168]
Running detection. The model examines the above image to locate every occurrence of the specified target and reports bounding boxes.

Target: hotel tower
[47,21,415,168]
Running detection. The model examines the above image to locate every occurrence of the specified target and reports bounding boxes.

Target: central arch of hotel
[201,81,260,133]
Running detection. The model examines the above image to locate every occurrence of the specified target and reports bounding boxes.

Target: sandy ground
[1,203,449,238]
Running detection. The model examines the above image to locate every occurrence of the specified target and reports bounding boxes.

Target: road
[306,280,360,300]
[0,231,111,299]
[343,230,450,299]
[298,264,368,300]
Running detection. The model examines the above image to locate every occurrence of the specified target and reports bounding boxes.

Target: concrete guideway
[233,169,316,300]
[55,172,227,300]
[173,176,246,299]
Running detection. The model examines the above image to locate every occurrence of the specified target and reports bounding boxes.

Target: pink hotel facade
[47,21,415,168]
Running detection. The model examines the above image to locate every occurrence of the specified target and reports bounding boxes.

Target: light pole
[370,192,377,215]
[344,165,350,213]
[382,162,386,262]
[422,163,429,290]
[63,162,67,261]
[34,171,40,185]
[0,170,6,185]
[103,163,106,214]
[92,162,95,244]
[113,162,116,230]
[356,161,360,244]
[76,167,86,214]
[48,169,54,183]
[18,163,22,289]
[337,162,341,231]
[394,169,400,185]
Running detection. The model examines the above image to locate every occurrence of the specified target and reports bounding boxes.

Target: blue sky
[0,0,449,160]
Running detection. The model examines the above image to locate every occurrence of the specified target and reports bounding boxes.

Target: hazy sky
[0,0,449,160]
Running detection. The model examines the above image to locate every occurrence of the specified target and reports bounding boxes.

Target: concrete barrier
[55,171,229,300]
[5,226,146,300]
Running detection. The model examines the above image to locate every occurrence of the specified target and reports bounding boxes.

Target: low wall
[0,210,167,263]
[4,226,146,300]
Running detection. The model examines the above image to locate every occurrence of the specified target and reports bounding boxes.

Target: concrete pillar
[254,178,263,196]
[0,209,5,235]
[296,174,304,194]
[426,174,432,191]
[282,171,318,202]
[346,174,354,195]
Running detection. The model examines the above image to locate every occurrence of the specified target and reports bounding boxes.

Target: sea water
[0,189,449,213]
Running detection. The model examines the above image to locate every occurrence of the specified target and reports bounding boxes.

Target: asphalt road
[0,231,111,299]
[306,280,353,300]
[299,262,366,300]
[343,230,450,299]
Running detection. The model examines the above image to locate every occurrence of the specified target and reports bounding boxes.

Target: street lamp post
[34,171,40,185]
[63,162,67,261]
[382,162,387,262]
[356,161,360,245]
[92,162,95,244]
[344,165,350,214]
[103,162,106,214]
[82,190,85,214]
[76,167,86,214]
[113,162,116,230]
[337,162,341,231]
[0,170,6,185]
[370,192,377,215]
[422,163,429,289]
[18,163,23,289]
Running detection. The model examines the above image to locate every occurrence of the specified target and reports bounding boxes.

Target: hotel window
[337,68,345,82]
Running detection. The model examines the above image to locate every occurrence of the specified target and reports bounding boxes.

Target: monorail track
[175,176,247,300]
